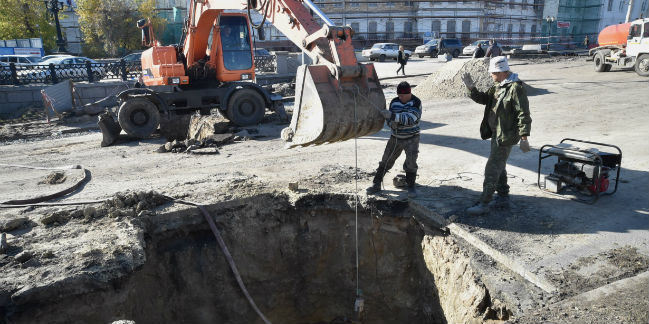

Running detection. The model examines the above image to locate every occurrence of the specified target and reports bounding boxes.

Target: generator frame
[537,138,622,204]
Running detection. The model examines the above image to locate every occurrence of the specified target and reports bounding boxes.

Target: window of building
[368,21,377,39]
[642,0,648,11]
[368,0,377,7]
[608,0,614,11]
[510,0,515,9]
[351,0,360,7]
[507,23,513,38]
[462,20,471,40]
[531,24,537,37]
[404,21,413,38]
[619,0,625,11]
[333,0,342,7]
[386,1,395,7]
[446,20,456,38]
[432,20,441,38]
[351,22,360,32]
[520,23,526,35]
[386,20,394,39]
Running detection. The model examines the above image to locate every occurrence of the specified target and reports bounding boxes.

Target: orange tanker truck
[589,18,649,76]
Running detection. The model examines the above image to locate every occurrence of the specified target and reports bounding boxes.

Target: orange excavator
[99,0,386,147]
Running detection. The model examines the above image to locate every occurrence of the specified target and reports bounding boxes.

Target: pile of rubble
[413,58,493,100]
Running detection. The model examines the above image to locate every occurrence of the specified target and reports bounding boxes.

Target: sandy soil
[1,57,648,323]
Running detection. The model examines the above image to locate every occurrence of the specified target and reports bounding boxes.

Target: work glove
[519,139,531,153]
[461,73,475,89]
[379,109,392,120]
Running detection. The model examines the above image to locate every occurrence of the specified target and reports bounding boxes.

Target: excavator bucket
[281,64,386,148]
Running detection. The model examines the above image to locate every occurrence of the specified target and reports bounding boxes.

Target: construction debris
[39,171,67,185]
[187,113,232,142]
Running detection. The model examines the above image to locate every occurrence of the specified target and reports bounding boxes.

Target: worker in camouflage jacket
[367,81,422,198]
[461,56,532,215]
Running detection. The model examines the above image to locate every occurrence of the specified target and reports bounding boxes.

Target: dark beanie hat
[397,81,411,94]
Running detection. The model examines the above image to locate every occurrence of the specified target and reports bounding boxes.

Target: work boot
[488,194,510,208]
[366,166,386,195]
[466,202,489,216]
[406,172,417,198]
[366,182,382,194]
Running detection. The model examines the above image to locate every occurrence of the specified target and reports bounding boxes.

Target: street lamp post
[545,16,556,51]
[44,0,69,53]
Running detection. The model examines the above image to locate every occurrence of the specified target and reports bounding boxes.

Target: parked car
[39,54,74,62]
[18,56,106,82]
[121,51,142,63]
[362,43,411,62]
[0,55,41,65]
[0,62,10,81]
[415,38,463,58]
[462,40,490,56]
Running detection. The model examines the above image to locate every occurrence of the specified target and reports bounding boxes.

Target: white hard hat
[488,56,510,73]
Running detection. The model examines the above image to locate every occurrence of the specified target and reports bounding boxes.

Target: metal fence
[0,60,142,85]
[1,55,278,86]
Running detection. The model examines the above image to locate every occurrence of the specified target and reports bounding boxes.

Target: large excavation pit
[3,194,506,324]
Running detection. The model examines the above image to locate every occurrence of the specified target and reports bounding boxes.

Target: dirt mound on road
[413,58,492,100]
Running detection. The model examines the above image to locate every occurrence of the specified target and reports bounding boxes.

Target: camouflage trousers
[480,136,513,203]
[378,134,419,173]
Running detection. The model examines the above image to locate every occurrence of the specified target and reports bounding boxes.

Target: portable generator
[537,138,621,203]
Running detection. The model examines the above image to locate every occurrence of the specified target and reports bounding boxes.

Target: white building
[256,0,544,47]
[599,0,648,30]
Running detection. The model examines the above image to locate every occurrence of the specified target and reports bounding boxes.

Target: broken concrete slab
[187,113,230,142]
[0,217,30,232]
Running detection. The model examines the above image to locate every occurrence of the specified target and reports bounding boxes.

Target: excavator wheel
[227,89,265,126]
[117,98,160,138]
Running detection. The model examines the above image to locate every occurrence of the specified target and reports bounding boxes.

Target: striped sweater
[387,95,422,138]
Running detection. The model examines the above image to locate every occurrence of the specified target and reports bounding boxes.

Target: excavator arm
[185,0,385,147]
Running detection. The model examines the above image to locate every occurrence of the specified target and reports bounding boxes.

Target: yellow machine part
[281,63,386,148]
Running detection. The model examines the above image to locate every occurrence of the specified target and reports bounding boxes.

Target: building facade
[257,0,545,48]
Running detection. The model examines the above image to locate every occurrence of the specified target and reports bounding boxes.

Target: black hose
[247,0,270,30]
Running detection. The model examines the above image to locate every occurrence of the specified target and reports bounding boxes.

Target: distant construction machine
[590,18,649,77]
[99,0,386,147]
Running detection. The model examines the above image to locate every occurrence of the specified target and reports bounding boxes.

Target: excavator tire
[117,98,160,138]
[227,89,265,126]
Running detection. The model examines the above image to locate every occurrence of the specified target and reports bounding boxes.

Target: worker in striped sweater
[367,81,422,198]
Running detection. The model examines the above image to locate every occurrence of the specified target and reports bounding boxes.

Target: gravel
[413,58,493,100]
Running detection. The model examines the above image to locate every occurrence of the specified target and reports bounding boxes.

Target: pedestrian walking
[396,45,407,75]
[583,35,590,48]
[460,56,532,215]
[367,81,422,198]
[473,43,485,59]
[485,39,502,58]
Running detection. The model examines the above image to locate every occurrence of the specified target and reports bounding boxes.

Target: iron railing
[0,60,142,85]
[0,55,278,86]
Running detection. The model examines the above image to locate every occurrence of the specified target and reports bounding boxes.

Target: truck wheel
[634,54,649,77]
[452,49,460,58]
[117,98,160,138]
[227,89,265,126]
[594,52,611,72]
[379,54,386,62]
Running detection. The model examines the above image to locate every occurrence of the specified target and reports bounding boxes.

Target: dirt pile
[413,58,492,100]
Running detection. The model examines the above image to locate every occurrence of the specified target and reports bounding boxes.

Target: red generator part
[589,176,610,193]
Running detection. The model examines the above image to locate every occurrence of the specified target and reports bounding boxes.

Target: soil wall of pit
[3,194,501,324]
